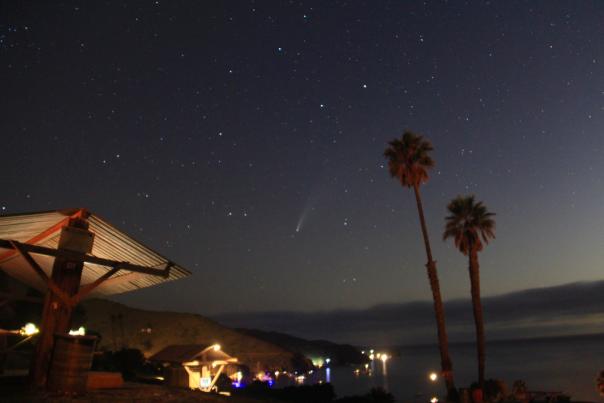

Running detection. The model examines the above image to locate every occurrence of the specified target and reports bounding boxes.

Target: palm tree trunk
[413,185,457,401]
[469,248,486,390]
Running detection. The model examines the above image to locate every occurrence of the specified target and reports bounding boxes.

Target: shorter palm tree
[443,195,495,390]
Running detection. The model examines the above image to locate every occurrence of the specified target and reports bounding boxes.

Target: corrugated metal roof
[0,209,191,297]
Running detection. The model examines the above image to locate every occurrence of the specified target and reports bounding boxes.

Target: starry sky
[2,1,604,317]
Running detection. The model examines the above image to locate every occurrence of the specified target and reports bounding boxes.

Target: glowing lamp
[20,323,39,336]
[429,372,438,382]
[69,326,86,336]
[431,397,439,403]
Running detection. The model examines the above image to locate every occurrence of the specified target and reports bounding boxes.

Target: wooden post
[30,216,94,387]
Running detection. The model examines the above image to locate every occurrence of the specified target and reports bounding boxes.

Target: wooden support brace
[72,266,120,305]
[9,241,73,308]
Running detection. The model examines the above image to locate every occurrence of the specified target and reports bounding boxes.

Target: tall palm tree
[384,131,457,400]
[443,195,495,390]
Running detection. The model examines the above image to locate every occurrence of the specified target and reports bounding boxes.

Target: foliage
[290,351,314,372]
[511,379,527,400]
[443,195,495,255]
[469,379,507,402]
[384,131,434,188]
[92,348,148,380]
[597,370,604,396]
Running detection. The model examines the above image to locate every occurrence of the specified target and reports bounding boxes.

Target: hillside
[80,299,312,373]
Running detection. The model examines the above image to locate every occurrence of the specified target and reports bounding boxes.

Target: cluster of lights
[362,348,389,362]
[231,371,244,388]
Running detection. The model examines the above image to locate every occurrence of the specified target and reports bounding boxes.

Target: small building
[149,344,238,392]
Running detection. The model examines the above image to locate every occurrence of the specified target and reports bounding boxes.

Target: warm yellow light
[380,354,388,362]
[274,370,280,377]
[431,397,439,403]
[20,323,39,336]
[69,326,86,336]
[369,353,375,360]
[213,344,221,351]
[429,372,438,382]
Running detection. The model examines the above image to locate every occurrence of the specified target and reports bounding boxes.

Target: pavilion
[0,208,191,387]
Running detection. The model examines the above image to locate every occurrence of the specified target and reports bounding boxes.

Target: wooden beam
[72,267,120,304]
[80,271,143,291]
[9,241,73,308]
[0,239,171,278]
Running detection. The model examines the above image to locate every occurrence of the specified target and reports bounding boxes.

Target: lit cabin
[149,344,238,392]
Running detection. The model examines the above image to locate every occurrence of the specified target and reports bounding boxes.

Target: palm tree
[384,131,457,400]
[443,195,495,391]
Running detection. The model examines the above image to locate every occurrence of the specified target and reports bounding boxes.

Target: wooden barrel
[47,334,97,395]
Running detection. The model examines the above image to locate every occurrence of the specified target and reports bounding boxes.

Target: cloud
[213,280,604,345]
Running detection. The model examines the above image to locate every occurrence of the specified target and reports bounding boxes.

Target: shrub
[596,370,604,397]
[92,348,145,380]
[470,379,507,402]
[511,380,527,401]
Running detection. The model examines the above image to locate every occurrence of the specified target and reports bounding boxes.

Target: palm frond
[443,195,496,255]
[383,130,435,188]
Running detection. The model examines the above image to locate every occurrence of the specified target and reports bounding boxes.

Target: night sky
[2,1,604,317]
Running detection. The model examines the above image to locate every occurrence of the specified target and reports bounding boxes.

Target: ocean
[283,334,604,402]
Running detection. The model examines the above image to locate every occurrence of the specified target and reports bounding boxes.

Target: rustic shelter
[150,344,238,392]
[0,208,191,388]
